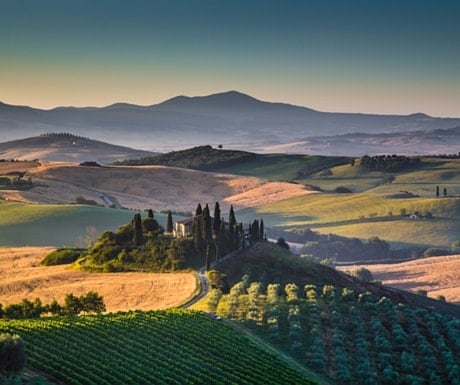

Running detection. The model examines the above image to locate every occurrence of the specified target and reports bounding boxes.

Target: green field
[0,201,169,247]
[236,158,460,249]
[217,154,349,180]
[0,309,316,385]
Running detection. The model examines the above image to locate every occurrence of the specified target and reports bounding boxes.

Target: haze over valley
[1,91,460,156]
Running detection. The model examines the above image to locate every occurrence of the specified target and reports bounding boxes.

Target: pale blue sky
[1,0,459,116]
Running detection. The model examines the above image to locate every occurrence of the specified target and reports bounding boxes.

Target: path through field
[0,247,196,312]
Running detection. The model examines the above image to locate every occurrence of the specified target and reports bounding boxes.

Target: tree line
[360,155,421,172]
[0,291,105,319]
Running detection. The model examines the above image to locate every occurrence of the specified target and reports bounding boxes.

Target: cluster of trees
[209,277,460,385]
[191,203,249,269]
[86,209,189,271]
[114,145,256,171]
[40,132,89,140]
[0,171,33,190]
[0,292,105,319]
[360,155,421,172]
[301,234,391,262]
[85,203,255,271]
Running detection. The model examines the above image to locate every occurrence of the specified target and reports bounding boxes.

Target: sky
[1,0,459,117]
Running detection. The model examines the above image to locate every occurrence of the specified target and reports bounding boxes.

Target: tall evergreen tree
[213,202,221,236]
[251,219,259,242]
[260,218,264,240]
[132,213,143,246]
[147,209,154,219]
[195,203,203,216]
[228,205,237,250]
[202,204,212,244]
[166,210,174,234]
[193,215,203,253]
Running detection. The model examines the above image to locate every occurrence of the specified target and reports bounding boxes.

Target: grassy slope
[217,154,349,181]
[195,243,460,384]
[237,158,460,249]
[0,201,168,247]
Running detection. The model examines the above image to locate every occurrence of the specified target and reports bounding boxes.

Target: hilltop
[0,133,157,164]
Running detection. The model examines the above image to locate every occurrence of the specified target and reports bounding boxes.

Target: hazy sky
[1,0,459,116]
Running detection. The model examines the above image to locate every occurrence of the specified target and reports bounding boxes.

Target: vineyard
[0,309,316,385]
[209,278,460,385]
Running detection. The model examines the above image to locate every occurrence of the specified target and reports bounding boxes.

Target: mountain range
[1,91,459,155]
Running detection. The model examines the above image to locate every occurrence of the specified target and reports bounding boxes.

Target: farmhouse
[174,216,196,237]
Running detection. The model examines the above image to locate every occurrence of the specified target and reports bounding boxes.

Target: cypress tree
[228,205,237,250]
[260,218,264,240]
[166,210,174,234]
[202,204,212,244]
[193,215,203,253]
[132,213,143,246]
[213,201,221,236]
[195,203,203,216]
[251,219,259,242]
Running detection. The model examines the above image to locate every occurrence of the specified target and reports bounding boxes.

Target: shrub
[41,248,87,266]
[423,248,449,258]
[335,186,352,193]
[0,334,25,376]
[347,267,374,282]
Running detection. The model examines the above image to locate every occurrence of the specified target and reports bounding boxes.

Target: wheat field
[0,247,197,312]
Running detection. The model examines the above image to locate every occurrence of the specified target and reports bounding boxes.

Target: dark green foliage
[193,215,203,253]
[75,196,99,205]
[360,154,421,172]
[79,291,106,313]
[335,186,352,193]
[147,209,154,219]
[212,202,221,236]
[79,161,101,167]
[0,333,25,376]
[423,247,449,257]
[41,248,87,266]
[276,237,289,249]
[211,276,460,385]
[299,233,391,262]
[195,203,202,216]
[63,294,84,315]
[201,204,212,243]
[166,210,173,234]
[346,267,374,282]
[113,145,256,170]
[132,213,143,246]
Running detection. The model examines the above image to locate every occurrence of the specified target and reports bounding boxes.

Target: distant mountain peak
[158,90,262,108]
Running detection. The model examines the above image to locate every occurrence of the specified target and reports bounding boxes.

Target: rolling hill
[0,133,157,164]
[1,91,460,154]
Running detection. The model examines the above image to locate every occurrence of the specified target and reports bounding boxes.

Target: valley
[0,135,459,385]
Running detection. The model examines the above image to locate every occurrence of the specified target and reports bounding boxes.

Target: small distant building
[174,216,196,237]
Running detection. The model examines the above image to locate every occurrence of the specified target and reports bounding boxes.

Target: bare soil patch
[338,255,460,303]
[0,247,196,312]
